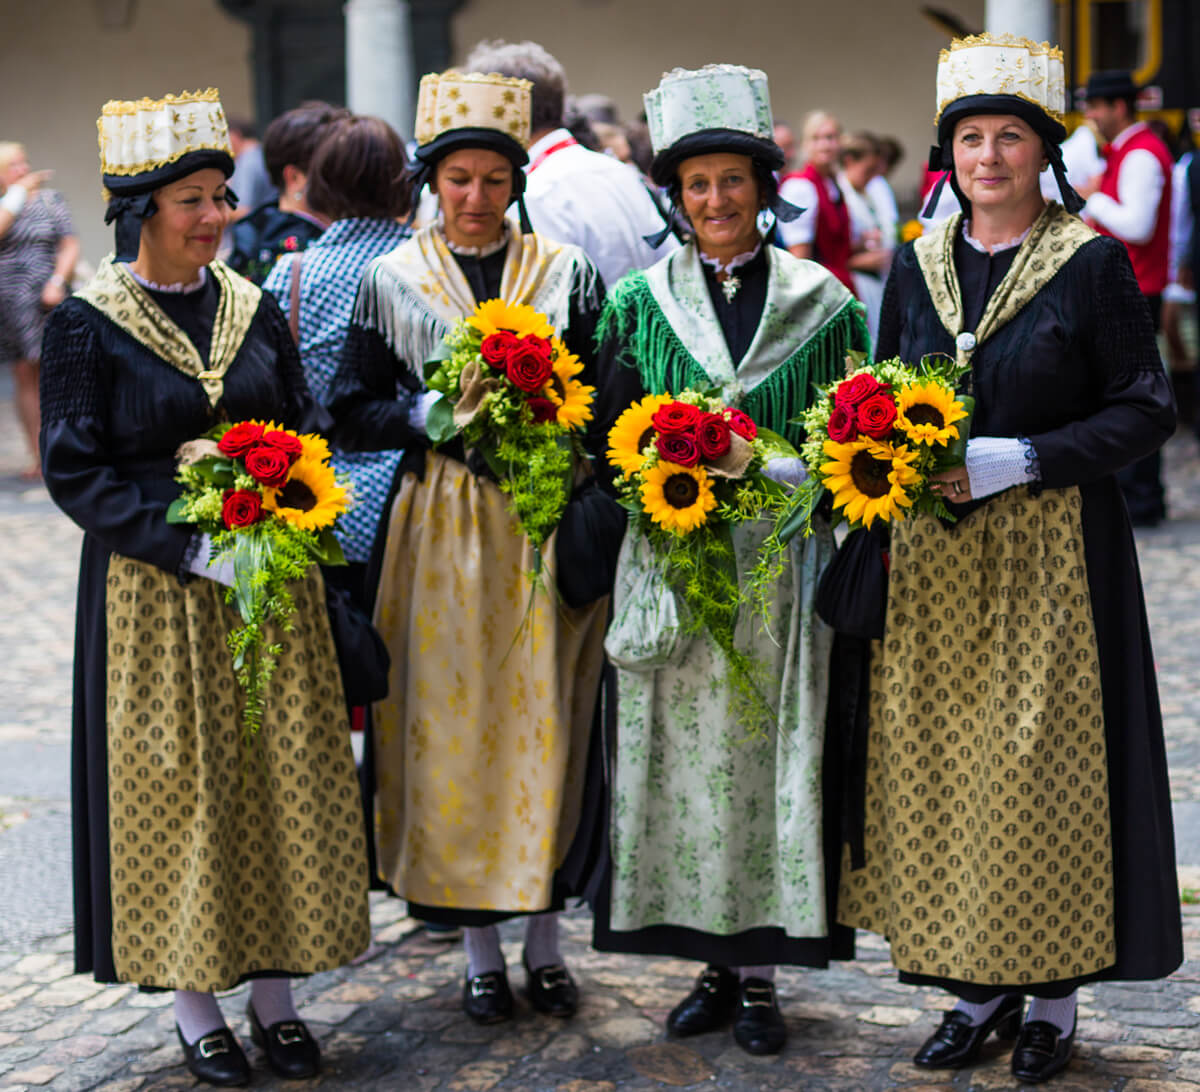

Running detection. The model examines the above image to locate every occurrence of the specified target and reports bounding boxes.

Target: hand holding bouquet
[778,354,973,541]
[168,420,349,740]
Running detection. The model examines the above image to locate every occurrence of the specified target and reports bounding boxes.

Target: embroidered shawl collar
[641,241,853,400]
[913,202,1096,370]
[77,257,261,407]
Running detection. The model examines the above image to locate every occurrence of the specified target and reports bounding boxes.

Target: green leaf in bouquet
[190,458,236,487]
[309,528,347,566]
[423,342,453,381]
[754,427,800,462]
[776,477,825,544]
[932,393,975,470]
[166,497,193,525]
[425,396,459,445]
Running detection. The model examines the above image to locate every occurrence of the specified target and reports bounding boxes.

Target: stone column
[985,0,1055,42]
[345,0,415,142]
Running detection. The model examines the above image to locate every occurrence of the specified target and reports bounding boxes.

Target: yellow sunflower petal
[896,380,969,446]
[607,393,672,479]
[262,456,348,531]
[467,298,554,340]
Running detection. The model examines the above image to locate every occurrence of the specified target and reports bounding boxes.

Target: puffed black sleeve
[326,276,422,453]
[39,302,194,573]
[1026,238,1177,487]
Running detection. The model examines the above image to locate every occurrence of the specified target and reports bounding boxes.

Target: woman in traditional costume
[327,70,609,1025]
[589,65,868,1057]
[837,35,1181,1084]
[40,90,369,1087]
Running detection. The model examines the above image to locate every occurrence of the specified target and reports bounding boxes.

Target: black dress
[842,227,1181,1000]
[41,269,370,990]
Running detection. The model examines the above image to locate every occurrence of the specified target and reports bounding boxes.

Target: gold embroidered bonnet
[98,88,233,181]
[413,71,532,151]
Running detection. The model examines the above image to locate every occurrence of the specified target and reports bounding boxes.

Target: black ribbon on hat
[642,192,805,249]
[104,192,158,263]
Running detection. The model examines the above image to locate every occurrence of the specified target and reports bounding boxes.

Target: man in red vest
[1078,69,1174,525]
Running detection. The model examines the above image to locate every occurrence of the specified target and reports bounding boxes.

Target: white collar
[698,241,763,277]
[526,127,575,162]
[124,265,208,293]
[961,219,1034,255]
[1111,121,1148,152]
[438,221,510,258]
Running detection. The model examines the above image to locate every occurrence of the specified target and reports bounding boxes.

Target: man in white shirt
[463,39,678,288]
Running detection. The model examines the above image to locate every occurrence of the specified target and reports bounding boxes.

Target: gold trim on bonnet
[935,90,1066,126]
[99,88,222,117]
[938,33,1064,63]
[97,141,234,180]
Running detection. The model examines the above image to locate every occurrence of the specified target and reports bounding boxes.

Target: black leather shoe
[176,1025,251,1088]
[523,954,578,1017]
[1011,1018,1075,1083]
[732,977,787,1055]
[913,995,1024,1069]
[666,965,739,1038]
[462,970,514,1024]
[247,1002,320,1080]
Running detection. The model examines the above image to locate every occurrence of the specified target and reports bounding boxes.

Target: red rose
[827,404,858,443]
[656,431,701,467]
[835,373,886,407]
[505,336,554,392]
[260,430,303,460]
[857,393,898,439]
[651,402,702,434]
[696,412,731,459]
[480,331,519,367]
[216,422,265,457]
[725,408,757,441]
[221,488,263,529]
[527,396,558,424]
[244,445,293,488]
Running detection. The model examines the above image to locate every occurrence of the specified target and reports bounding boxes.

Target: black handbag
[815,526,889,639]
[325,583,391,706]
[554,477,627,608]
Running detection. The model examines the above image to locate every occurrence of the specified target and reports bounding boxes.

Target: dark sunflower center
[849,450,893,499]
[906,404,945,428]
[278,479,317,511]
[550,373,565,400]
[663,472,700,509]
[638,426,655,452]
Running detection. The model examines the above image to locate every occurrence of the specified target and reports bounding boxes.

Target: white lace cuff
[0,184,28,217]
[965,436,1039,500]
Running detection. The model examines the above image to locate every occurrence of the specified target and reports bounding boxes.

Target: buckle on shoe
[196,1033,229,1059]
[275,1023,307,1046]
[470,978,497,997]
[537,966,570,990]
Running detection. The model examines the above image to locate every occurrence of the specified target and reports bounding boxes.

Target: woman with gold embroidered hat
[40,90,369,1087]
[327,70,610,1025]
[588,64,869,1057]
[837,35,1181,1083]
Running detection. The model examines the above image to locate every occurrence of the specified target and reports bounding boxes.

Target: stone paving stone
[1,1067,62,1088]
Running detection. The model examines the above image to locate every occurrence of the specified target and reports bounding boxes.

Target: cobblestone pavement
[2,379,1200,1090]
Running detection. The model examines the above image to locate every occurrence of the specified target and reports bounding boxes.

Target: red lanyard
[528,136,578,172]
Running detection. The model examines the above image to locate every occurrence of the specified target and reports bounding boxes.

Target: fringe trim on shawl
[351,257,452,382]
[597,275,869,448]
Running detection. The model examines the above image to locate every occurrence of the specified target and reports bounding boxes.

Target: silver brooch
[956,331,977,352]
[721,276,741,303]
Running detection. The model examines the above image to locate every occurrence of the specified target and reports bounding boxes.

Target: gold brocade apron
[838,205,1117,986]
[105,559,370,991]
[372,454,607,911]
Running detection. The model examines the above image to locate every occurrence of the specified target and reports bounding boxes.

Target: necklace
[700,241,762,304]
[720,275,741,303]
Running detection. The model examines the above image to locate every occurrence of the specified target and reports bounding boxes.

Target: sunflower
[640,461,717,534]
[821,438,920,528]
[607,393,672,478]
[540,340,595,430]
[262,457,348,531]
[297,431,332,464]
[896,381,969,446]
[467,298,554,340]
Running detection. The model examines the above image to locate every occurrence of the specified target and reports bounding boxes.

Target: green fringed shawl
[597,243,868,449]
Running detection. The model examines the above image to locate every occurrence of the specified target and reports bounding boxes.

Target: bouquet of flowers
[423,299,595,558]
[778,353,973,541]
[168,420,349,740]
[607,389,796,730]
